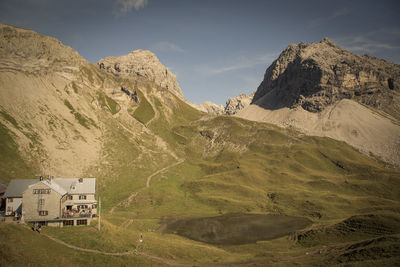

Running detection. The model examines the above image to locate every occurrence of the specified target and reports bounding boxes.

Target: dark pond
[162,213,312,245]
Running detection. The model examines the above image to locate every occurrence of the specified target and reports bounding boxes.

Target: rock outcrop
[225,92,254,115]
[189,101,224,115]
[189,92,254,115]
[0,23,85,74]
[252,38,400,120]
[239,38,400,166]
[98,50,184,100]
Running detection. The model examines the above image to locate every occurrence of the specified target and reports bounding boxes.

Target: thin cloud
[334,30,400,53]
[153,41,185,53]
[199,52,278,75]
[308,7,351,28]
[114,0,148,16]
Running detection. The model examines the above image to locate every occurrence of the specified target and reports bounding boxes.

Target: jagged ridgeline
[252,38,400,114]
[238,38,400,166]
[0,24,400,265]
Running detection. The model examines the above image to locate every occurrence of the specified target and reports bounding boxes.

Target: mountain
[190,92,254,115]
[225,92,254,115]
[98,50,184,100]
[0,23,101,177]
[238,38,400,166]
[1,24,400,266]
[252,38,400,117]
[188,101,224,115]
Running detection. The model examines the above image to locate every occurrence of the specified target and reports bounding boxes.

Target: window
[79,195,87,200]
[39,199,45,205]
[67,195,73,200]
[8,198,13,203]
[76,219,87,225]
[33,189,51,194]
[78,205,88,209]
[92,204,97,209]
[63,220,74,226]
[38,211,48,216]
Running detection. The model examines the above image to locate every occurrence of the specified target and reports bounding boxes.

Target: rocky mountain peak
[225,92,254,115]
[98,49,184,100]
[320,37,335,46]
[0,23,85,73]
[189,101,224,115]
[252,38,400,119]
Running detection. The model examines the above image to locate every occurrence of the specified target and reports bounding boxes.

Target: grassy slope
[1,71,399,265]
[0,223,155,266]
[132,88,155,125]
[0,117,38,182]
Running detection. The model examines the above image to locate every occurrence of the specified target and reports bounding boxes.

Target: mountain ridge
[1,24,400,266]
[236,38,400,166]
[252,38,400,118]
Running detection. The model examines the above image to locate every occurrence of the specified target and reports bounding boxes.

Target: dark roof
[4,179,37,198]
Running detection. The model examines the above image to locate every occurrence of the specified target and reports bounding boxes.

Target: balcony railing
[62,212,93,218]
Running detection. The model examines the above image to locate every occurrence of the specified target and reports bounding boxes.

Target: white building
[4,179,37,216]
[4,177,97,226]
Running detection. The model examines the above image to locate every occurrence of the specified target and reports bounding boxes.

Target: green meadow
[1,76,399,266]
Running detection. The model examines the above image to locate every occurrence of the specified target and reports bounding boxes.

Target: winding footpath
[146,159,184,188]
[110,192,138,214]
[41,228,332,266]
[109,158,184,214]
[43,232,191,266]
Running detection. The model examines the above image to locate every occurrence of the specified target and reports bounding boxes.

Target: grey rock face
[225,92,254,115]
[98,50,184,100]
[189,92,254,116]
[252,38,400,119]
[189,101,224,115]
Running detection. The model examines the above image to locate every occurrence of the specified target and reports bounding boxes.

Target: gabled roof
[5,178,96,197]
[53,178,96,194]
[4,179,37,198]
[34,180,67,195]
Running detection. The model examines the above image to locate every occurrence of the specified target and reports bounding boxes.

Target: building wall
[68,194,95,200]
[5,197,22,216]
[22,182,62,222]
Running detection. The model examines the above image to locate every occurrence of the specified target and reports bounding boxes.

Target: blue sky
[1,0,400,104]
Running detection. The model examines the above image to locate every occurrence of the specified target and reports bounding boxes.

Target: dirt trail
[110,192,138,214]
[109,157,183,214]
[42,229,193,266]
[108,96,182,214]
[43,233,135,256]
[121,219,134,229]
[43,231,191,266]
[146,159,184,188]
[40,227,332,266]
